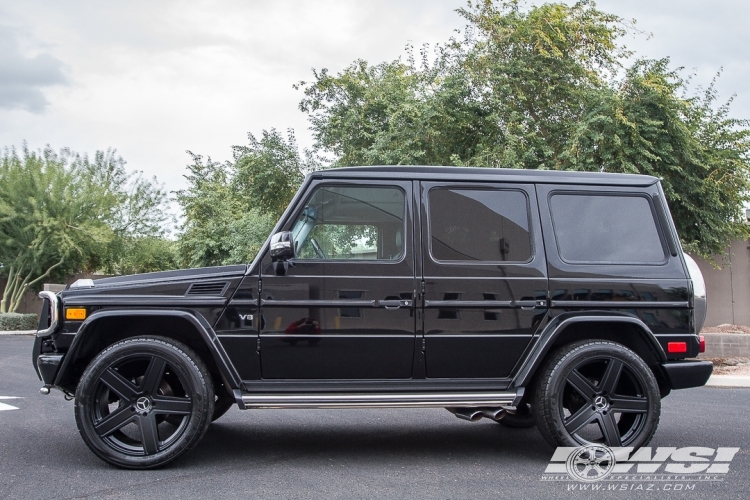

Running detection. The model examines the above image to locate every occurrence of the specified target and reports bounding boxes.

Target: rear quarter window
[549,193,666,264]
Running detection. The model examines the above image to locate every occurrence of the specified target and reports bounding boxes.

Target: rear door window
[549,193,666,264]
[428,188,532,263]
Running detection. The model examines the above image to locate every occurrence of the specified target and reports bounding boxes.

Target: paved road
[2,335,749,499]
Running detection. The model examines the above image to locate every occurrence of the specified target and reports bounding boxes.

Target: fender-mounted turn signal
[65,308,86,320]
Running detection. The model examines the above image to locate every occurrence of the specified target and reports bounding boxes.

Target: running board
[234,389,524,410]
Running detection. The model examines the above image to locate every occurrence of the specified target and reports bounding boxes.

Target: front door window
[291,185,405,261]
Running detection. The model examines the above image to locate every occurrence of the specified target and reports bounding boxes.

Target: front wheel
[74,337,214,469]
[533,340,660,449]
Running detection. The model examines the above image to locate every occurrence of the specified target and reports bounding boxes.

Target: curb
[0,330,36,336]
[705,375,750,388]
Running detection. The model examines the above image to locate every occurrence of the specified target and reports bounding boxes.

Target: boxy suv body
[33,166,712,469]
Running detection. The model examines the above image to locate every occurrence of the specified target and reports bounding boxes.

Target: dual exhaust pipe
[446,406,514,422]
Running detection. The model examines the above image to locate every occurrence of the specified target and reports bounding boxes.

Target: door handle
[515,300,548,310]
[378,300,412,309]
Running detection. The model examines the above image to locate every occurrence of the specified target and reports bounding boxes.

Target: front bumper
[662,360,713,390]
[37,354,64,385]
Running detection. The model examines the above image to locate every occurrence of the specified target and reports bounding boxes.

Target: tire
[498,402,536,428]
[532,340,660,449]
[74,336,214,469]
[212,391,235,422]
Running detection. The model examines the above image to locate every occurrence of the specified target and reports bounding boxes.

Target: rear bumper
[662,360,713,390]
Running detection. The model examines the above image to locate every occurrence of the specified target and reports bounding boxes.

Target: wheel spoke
[610,395,649,413]
[94,406,135,437]
[564,405,597,435]
[141,356,167,395]
[598,413,622,447]
[152,395,192,415]
[100,368,138,401]
[599,359,623,394]
[566,370,597,401]
[139,414,160,455]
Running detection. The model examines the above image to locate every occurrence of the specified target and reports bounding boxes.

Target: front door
[420,181,548,379]
[258,180,417,379]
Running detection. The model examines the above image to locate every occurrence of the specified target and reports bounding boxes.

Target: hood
[68,265,248,291]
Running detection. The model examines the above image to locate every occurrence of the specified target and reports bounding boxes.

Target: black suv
[33,166,712,469]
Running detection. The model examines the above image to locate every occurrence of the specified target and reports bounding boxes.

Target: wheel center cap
[593,395,609,412]
[135,396,152,413]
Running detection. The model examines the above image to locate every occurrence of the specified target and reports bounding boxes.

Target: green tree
[176,129,314,268]
[0,145,169,312]
[103,236,179,276]
[296,0,750,258]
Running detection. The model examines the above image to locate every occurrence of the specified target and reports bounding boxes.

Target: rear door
[420,181,548,379]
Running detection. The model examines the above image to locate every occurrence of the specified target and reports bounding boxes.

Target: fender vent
[186,282,229,296]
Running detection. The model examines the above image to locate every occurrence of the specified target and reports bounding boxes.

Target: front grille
[186,282,229,296]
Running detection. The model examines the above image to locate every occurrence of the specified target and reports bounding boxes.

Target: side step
[234,390,523,409]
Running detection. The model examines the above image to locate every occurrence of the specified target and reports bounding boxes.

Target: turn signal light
[65,308,87,321]
[667,341,687,353]
[699,335,706,353]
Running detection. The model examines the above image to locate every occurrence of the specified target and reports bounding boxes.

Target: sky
[1,0,748,198]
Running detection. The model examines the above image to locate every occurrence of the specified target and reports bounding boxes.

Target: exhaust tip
[446,407,484,422]
[447,407,508,422]
[40,386,50,395]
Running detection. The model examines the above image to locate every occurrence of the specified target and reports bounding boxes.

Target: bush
[0,313,38,331]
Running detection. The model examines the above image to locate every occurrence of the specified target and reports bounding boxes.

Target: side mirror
[270,231,295,262]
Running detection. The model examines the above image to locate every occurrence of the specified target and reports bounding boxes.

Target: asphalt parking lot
[2,334,750,499]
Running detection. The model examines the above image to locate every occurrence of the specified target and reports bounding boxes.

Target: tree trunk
[1,259,64,313]
[0,265,16,313]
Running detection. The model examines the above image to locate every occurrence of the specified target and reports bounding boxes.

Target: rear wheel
[75,337,214,469]
[533,340,660,449]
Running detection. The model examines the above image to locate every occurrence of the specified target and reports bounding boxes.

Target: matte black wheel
[212,391,235,422]
[498,402,535,428]
[533,340,660,448]
[75,337,214,469]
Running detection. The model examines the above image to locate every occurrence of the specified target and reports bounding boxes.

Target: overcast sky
[1,0,748,196]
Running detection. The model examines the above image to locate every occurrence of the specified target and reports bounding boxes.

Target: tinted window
[550,194,665,264]
[292,186,405,261]
[429,188,532,262]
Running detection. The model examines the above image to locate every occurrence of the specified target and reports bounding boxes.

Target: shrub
[0,313,38,331]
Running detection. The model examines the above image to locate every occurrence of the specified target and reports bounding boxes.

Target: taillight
[699,335,705,353]
[667,342,687,353]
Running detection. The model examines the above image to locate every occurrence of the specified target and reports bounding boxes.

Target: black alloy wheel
[75,337,214,469]
[533,340,660,449]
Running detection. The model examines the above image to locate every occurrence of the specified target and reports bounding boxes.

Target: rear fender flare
[512,312,667,389]
[54,309,242,391]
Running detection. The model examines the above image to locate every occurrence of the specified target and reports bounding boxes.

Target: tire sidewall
[74,337,214,469]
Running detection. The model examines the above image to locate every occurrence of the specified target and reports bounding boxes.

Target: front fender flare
[511,312,667,389]
[54,309,242,391]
